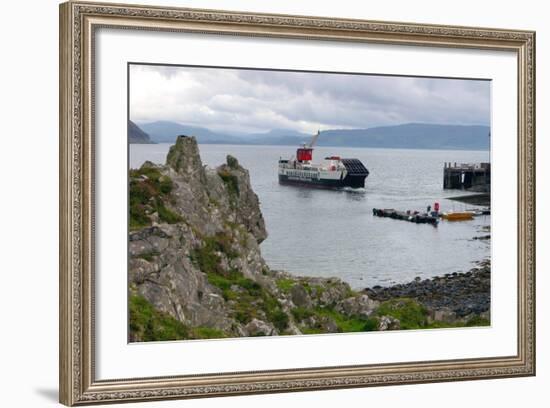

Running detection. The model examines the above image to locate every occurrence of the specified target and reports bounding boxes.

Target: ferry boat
[278,130,369,189]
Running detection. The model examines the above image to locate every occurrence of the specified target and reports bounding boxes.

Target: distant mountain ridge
[135,120,490,150]
[317,124,490,150]
[139,121,242,144]
[128,120,153,144]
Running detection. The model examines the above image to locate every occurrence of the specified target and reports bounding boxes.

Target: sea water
[130,144,490,289]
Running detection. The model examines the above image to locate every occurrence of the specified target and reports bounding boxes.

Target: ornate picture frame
[59,1,535,405]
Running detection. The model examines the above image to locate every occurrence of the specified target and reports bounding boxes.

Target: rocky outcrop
[335,294,379,319]
[378,315,401,331]
[129,136,491,342]
[129,136,272,340]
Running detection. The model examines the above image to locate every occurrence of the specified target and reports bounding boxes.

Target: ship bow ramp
[341,158,369,188]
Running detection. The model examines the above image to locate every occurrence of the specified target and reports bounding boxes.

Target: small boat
[372,208,439,226]
[440,212,474,221]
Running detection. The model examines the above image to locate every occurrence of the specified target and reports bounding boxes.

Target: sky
[130,64,491,135]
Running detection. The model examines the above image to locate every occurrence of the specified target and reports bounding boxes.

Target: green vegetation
[426,315,490,329]
[130,288,489,341]
[276,278,295,293]
[291,307,314,322]
[189,231,288,332]
[136,250,160,262]
[192,327,227,339]
[218,169,240,198]
[301,327,325,335]
[130,294,230,341]
[129,166,182,229]
[263,298,289,332]
[210,270,289,332]
[292,296,487,335]
[275,278,342,302]
[191,242,223,276]
[362,317,380,331]
[376,298,428,330]
[129,294,190,341]
[190,231,239,272]
[209,232,239,259]
[205,269,259,298]
[307,284,327,300]
[277,279,374,334]
[156,201,182,224]
[291,306,378,333]
[373,298,490,330]
[190,232,239,278]
[315,307,378,332]
[463,315,490,327]
[224,221,249,248]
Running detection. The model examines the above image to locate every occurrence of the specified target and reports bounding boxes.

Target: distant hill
[139,121,242,144]
[133,121,490,150]
[247,128,310,140]
[128,120,153,144]
[317,124,490,150]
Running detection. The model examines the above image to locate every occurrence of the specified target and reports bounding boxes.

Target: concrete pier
[443,162,490,192]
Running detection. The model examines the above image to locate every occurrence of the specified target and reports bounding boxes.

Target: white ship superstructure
[278,130,369,189]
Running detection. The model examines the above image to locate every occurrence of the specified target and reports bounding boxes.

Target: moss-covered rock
[129,294,190,342]
[129,164,182,229]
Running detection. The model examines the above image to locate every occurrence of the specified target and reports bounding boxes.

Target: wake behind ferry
[278,130,369,189]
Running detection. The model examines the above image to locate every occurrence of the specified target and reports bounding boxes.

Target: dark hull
[278,174,367,189]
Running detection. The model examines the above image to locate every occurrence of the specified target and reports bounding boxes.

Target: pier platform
[443,162,490,192]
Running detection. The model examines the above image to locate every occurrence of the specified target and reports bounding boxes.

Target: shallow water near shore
[130,143,490,289]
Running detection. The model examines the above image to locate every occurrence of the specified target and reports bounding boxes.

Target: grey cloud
[130,64,490,134]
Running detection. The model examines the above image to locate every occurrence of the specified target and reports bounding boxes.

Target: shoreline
[363,259,490,322]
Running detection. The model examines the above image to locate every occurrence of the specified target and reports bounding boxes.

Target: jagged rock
[285,321,303,336]
[129,258,160,285]
[226,154,239,169]
[433,307,457,323]
[319,316,339,333]
[129,137,285,340]
[335,294,379,318]
[301,315,338,333]
[166,136,206,182]
[290,284,312,308]
[319,280,352,306]
[215,155,267,243]
[303,316,318,328]
[245,319,276,336]
[378,316,401,331]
